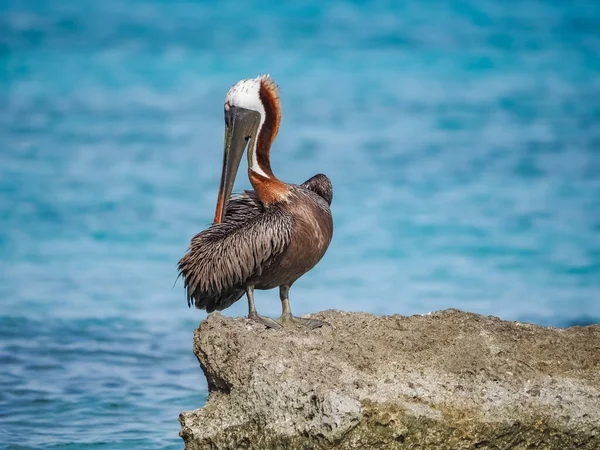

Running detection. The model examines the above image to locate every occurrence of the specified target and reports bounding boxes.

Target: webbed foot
[275,315,328,329]
[248,312,282,329]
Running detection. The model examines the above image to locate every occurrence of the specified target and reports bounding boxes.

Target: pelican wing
[178,191,293,312]
[301,174,333,205]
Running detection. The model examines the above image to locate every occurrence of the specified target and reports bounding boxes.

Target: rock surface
[179,309,600,449]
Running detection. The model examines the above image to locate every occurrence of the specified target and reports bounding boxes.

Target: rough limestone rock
[179,309,600,449]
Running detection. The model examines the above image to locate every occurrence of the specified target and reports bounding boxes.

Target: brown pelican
[178,75,333,329]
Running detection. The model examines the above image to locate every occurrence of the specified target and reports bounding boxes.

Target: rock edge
[179,309,600,449]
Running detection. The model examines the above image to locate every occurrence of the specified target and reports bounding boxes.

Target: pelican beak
[214,104,261,224]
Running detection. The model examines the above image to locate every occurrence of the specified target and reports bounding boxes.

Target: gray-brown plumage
[178,75,333,329]
[178,174,332,314]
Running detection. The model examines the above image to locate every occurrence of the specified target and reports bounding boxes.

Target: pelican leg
[246,285,281,329]
[275,285,327,329]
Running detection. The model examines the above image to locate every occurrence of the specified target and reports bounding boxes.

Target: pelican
[178,75,333,329]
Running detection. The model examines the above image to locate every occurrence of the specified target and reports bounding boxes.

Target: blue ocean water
[1,0,599,448]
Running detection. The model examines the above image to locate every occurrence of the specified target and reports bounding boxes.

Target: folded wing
[178,191,293,312]
[301,173,333,205]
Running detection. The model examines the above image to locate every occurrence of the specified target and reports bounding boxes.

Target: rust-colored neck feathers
[250,77,288,204]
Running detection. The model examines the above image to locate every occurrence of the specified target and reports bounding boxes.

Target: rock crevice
[179,309,600,449]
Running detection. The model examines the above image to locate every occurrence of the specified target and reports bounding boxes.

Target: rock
[179,309,600,449]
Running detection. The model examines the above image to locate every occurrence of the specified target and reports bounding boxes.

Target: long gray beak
[214,105,261,224]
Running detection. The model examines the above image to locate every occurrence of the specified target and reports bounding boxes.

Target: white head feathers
[224,74,280,113]
[224,75,280,178]
[226,75,267,112]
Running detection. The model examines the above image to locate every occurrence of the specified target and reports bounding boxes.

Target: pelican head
[214,75,281,223]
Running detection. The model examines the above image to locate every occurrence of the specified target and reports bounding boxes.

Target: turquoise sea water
[1,0,599,448]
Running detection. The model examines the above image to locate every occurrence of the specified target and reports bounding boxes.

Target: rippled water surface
[1,0,599,448]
